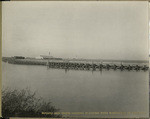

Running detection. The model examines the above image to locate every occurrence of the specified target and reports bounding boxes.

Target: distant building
[35,56,43,59]
[40,55,53,59]
[40,55,62,60]
[14,56,25,59]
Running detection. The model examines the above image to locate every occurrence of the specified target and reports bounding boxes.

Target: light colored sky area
[149,21,150,55]
[149,2,150,55]
[2,1,149,60]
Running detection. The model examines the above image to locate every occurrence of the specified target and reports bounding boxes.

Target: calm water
[2,62,149,118]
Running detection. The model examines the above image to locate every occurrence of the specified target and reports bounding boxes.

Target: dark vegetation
[2,88,62,118]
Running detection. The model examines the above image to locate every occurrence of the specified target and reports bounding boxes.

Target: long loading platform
[47,61,148,71]
[2,57,149,71]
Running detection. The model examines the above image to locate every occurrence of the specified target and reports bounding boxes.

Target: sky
[2,1,149,60]
[149,3,150,55]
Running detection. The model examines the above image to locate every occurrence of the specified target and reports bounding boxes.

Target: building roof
[40,55,53,58]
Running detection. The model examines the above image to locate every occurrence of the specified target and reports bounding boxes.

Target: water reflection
[2,62,149,118]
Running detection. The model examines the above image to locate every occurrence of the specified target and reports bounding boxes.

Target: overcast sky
[2,1,149,60]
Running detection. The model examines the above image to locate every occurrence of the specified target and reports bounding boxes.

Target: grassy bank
[2,88,62,118]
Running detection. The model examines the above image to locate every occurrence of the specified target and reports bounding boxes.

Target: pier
[2,57,149,71]
[47,60,149,71]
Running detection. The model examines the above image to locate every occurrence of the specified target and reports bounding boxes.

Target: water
[2,62,149,118]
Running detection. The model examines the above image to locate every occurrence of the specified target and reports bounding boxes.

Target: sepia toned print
[1,1,149,118]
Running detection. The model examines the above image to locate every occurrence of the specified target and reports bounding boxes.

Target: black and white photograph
[1,1,149,118]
